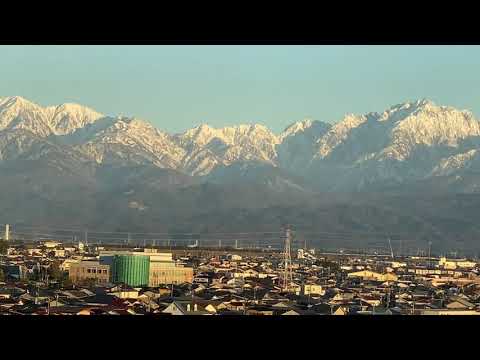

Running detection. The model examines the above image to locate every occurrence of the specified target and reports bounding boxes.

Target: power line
[12,223,426,240]
[13,225,283,236]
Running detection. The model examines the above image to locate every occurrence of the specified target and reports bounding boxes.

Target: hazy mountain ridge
[3,96,480,250]
[3,96,480,192]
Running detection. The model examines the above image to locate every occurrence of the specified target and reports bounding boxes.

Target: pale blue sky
[1,45,479,134]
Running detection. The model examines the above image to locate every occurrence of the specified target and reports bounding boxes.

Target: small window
[87,269,91,273]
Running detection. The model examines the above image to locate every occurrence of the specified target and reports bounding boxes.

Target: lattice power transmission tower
[282,226,293,291]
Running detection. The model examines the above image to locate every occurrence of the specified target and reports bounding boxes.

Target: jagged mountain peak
[0,95,44,111]
[176,123,280,176]
[49,102,102,115]
[86,116,170,139]
[327,99,476,134]
[313,99,480,166]
[389,98,433,111]
[0,95,52,137]
[179,122,278,146]
[195,123,213,131]
[75,115,186,169]
[0,96,102,118]
[281,118,314,136]
[47,102,104,135]
[280,118,331,140]
[0,95,36,106]
[277,119,331,172]
[188,122,272,133]
[180,123,215,143]
[381,99,474,120]
[0,96,105,137]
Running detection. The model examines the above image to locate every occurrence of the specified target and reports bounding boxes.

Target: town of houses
[1,239,480,315]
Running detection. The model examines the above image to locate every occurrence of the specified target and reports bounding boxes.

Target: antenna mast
[428,241,432,268]
[4,224,10,242]
[388,237,394,259]
[282,226,293,292]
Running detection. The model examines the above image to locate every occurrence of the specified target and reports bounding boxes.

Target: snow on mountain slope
[378,100,480,161]
[46,103,103,135]
[279,118,317,141]
[0,128,94,180]
[180,147,223,176]
[76,117,186,169]
[175,123,280,175]
[312,100,473,162]
[307,100,480,190]
[315,114,369,160]
[430,149,480,177]
[0,96,53,137]
[0,129,54,160]
[3,96,480,191]
[0,96,104,136]
[178,123,278,147]
[277,118,331,171]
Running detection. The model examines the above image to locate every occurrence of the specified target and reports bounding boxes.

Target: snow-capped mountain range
[2,95,480,192]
